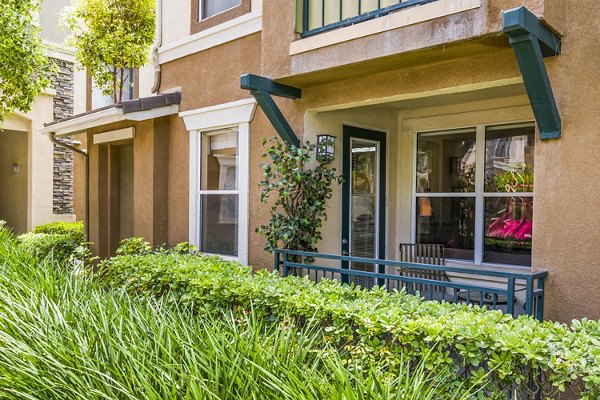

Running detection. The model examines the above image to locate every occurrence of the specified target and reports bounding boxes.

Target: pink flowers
[488,198,532,241]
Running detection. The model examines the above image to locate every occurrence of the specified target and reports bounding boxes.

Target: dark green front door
[341,126,386,283]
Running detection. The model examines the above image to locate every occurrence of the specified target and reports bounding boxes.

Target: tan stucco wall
[153,0,600,322]
[528,0,600,322]
[261,0,543,83]
[0,130,29,233]
[160,33,262,110]
[86,118,172,258]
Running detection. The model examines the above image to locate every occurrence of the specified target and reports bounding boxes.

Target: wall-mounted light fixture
[11,163,20,175]
[316,134,336,163]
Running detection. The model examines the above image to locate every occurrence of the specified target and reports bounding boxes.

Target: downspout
[49,133,90,242]
[150,0,163,94]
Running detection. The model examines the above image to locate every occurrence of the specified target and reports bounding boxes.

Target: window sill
[290,0,481,56]
[446,258,532,273]
[158,10,262,64]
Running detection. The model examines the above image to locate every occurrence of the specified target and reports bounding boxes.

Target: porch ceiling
[367,82,527,111]
[278,34,510,88]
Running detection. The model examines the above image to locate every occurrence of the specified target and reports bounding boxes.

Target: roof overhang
[41,92,182,137]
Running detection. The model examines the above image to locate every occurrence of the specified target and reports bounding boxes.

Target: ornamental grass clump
[100,244,600,400]
[0,225,475,400]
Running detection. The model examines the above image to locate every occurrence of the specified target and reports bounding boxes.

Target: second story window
[91,68,134,109]
[191,0,249,34]
[200,0,242,20]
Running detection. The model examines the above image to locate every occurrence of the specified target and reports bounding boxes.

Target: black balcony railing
[298,0,440,37]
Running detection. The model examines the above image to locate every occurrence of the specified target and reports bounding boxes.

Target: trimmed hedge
[18,221,90,266]
[100,250,600,400]
[34,221,85,243]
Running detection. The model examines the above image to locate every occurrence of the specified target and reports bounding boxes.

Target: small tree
[0,0,55,126]
[257,137,343,254]
[68,0,155,104]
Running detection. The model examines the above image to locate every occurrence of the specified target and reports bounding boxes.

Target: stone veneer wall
[51,58,75,215]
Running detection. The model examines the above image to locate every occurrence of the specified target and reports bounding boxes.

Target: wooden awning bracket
[241,74,301,147]
[503,7,562,140]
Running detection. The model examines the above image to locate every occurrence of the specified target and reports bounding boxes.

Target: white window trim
[158,7,262,65]
[182,98,257,265]
[199,0,242,20]
[411,121,535,268]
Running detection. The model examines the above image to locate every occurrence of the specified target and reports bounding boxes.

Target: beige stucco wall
[3,92,74,231]
[0,130,29,233]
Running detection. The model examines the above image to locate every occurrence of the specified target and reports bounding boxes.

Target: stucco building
[0,0,90,233]
[45,0,600,323]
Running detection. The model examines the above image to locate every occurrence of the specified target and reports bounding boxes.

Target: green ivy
[256,137,343,254]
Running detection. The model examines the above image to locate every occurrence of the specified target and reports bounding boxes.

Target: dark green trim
[240,74,301,147]
[274,249,548,321]
[503,7,561,57]
[241,74,301,99]
[342,126,387,283]
[503,7,562,140]
[300,0,436,38]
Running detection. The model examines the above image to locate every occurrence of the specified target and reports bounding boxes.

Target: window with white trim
[198,128,240,256]
[91,68,134,109]
[183,98,255,265]
[415,123,535,267]
[200,0,242,19]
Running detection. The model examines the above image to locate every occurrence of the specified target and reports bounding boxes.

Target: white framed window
[181,98,256,264]
[414,122,535,267]
[200,0,242,19]
[91,68,134,109]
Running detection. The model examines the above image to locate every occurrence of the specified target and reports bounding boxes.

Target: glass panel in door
[350,139,379,287]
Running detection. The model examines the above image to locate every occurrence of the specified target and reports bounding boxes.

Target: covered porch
[285,80,547,319]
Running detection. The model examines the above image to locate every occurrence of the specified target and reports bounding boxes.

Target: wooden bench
[398,243,450,294]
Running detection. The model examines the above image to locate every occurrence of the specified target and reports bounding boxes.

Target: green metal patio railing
[297,0,440,37]
[275,249,548,321]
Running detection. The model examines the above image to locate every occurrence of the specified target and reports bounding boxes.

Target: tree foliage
[67,0,155,104]
[0,0,55,126]
[257,137,343,253]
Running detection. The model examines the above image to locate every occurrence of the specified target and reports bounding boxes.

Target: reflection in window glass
[199,130,239,257]
[91,68,134,109]
[485,125,535,193]
[201,131,238,190]
[484,197,532,266]
[201,0,242,19]
[416,197,475,261]
[200,194,238,256]
[416,130,476,193]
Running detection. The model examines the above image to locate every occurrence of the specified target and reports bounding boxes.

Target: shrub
[19,221,91,267]
[34,221,85,244]
[17,232,81,265]
[115,237,153,256]
[101,250,600,399]
[0,225,474,400]
[257,137,343,253]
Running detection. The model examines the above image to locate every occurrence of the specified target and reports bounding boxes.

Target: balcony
[296,0,445,37]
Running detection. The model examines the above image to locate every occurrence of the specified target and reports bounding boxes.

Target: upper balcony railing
[296,0,442,37]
